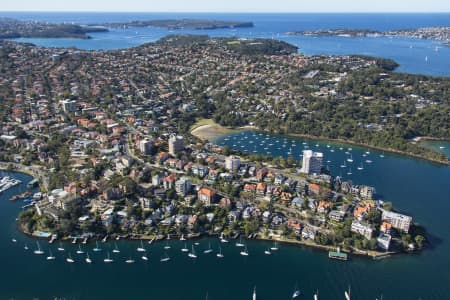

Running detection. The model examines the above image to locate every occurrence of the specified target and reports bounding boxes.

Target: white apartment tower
[301,150,323,174]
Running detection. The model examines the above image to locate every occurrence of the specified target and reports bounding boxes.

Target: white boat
[253,286,257,300]
[240,245,249,256]
[76,245,84,254]
[46,249,56,260]
[216,246,224,258]
[347,168,352,176]
[85,253,92,264]
[164,241,171,250]
[180,234,186,241]
[93,241,102,252]
[181,243,189,252]
[314,290,319,300]
[220,232,229,243]
[116,235,120,241]
[345,286,351,300]
[357,162,364,171]
[340,161,347,168]
[66,253,75,263]
[34,242,44,255]
[12,238,17,243]
[203,242,213,254]
[71,237,77,244]
[137,240,146,252]
[24,243,29,250]
[347,154,354,163]
[125,258,135,264]
[380,153,385,158]
[57,242,65,252]
[82,237,88,244]
[270,241,279,251]
[112,243,120,253]
[148,238,155,244]
[292,290,301,298]
[160,253,171,262]
[104,252,114,263]
[365,159,373,164]
[236,237,245,247]
[439,146,445,149]
[264,248,271,255]
[101,235,108,243]
[188,245,197,258]
[141,255,149,261]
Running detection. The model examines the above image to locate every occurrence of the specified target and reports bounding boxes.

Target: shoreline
[190,120,450,166]
[18,227,400,260]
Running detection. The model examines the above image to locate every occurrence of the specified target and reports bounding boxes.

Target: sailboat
[365,159,373,164]
[180,234,186,241]
[125,257,135,264]
[160,252,171,262]
[137,240,146,252]
[85,252,92,264]
[264,248,272,255]
[345,286,351,300]
[76,245,84,254]
[203,242,213,254]
[216,246,224,258]
[57,242,65,251]
[46,249,56,260]
[104,252,114,263]
[66,253,75,263]
[188,245,197,258]
[347,154,354,163]
[379,152,385,158]
[253,286,257,300]
[93,241,102,252]
[292,283,301,298]
[240,245,249,256]
[72,237,77,244]
[270,241,279,251]
[340,160,347,168]
[164,241,171,250]
[148,237,155,244]
[181,242,189,252]
[236,237,245,247]
[24,243,29,250]
[11,238,17,243]
[112,243,120,253]
[357,162,364,171]
[141,254,149,261]
[82,237,88,244]
[314,290,319,300]
[219,233,229,243]
[34,241,44,255]
[347,168,352,176]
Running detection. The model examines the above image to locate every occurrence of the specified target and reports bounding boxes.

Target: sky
[1,0,450,13]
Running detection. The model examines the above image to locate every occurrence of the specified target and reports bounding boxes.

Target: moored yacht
[137,240,146,252]
[93,241,102,252]
[103,252,114,263]
[216,246,224,258]
[188,245,197,258]
[66,253,75,263]
[203,242,213,254]
[125,257,135,264]
[240,245,249,256]
[112,243,120,253]
[46,249,56,260]
[270,241,279,251]
[34,241,44,255]
[85,252,92,264]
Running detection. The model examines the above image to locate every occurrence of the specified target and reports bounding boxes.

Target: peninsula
[0,18,107,39]
[1,35,438,258]
[286,27,450,45]
[94,19,254,30]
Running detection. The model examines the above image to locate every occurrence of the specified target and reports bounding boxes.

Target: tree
[414,235,425,249]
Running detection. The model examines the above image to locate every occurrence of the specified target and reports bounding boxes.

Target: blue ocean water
[2,12,450,76]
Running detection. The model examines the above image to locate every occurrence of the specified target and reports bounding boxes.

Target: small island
[0,18,108,39]
[286,29,382,38]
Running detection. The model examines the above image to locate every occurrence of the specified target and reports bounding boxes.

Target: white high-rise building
[168,134,184,155]
[225,155,240,171]
[175,177,192,196]
[301,150,323,174]
[139,138,153,155]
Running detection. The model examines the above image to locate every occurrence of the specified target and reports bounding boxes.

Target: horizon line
[1,10,450,14]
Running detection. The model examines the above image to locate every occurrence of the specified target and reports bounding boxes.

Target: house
[256,168,268,181]
[256,183,266,195]
[244,183,256,193]
[197,187,217,206]
[163,174,177,190]
[302,226,317,240]
[380,209,412,233]
[308,183,321,196]
[228,210,241,223]
[287,219,302,234]
[317,201,331,214]
[329,210,346,222]
[380,221,393,234]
